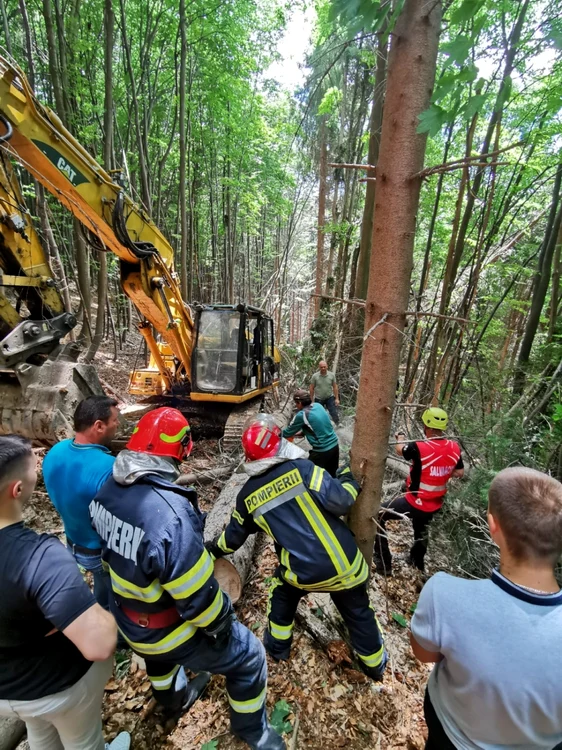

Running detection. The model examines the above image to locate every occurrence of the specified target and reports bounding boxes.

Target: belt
[121,604,181,629]
[67,537,102,556]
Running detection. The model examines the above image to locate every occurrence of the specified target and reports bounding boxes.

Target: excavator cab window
[194,309,240,392]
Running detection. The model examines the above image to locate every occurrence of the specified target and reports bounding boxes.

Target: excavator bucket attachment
[0,356,106,443]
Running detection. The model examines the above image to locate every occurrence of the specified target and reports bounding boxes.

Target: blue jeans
[316,395,340,425]
[72,548,111,611]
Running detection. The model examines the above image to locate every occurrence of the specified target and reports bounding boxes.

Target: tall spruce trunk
[85,0,113,362]
[314,117,327,316]
[354,29,388,300]
[179,0,188,299]
[349,0,442,566]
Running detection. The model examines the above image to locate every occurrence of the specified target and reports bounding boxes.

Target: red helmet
[127,407,193,460]
[242,414,282,461]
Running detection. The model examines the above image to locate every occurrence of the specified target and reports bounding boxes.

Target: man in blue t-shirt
[43,396,119,608]
[282,389,339,476]
[411,467,562,749]
[0,434,129,750]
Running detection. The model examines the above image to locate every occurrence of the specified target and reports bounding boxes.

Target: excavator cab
[191,305,279,400]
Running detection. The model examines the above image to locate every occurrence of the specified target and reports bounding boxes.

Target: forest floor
[22,469,435,750]
[18,343,441,750]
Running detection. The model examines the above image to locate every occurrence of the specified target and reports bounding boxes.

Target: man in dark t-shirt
[0,435,129,750]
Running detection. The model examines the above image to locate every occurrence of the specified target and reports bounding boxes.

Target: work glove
[203,592,235,648]
[336,464,355,482]
[205,539,225,561]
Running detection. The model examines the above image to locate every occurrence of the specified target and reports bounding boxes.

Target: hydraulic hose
[112,190,157,260]
[0,114,13,143]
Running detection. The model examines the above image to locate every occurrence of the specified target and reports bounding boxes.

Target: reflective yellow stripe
[149,665,180,690]
[217,531,235,554]
[284,550,368,592]
[341,481,358,500]
[269,620,293,640]
[187,589,224,627]
[254,514,273,537]
[267,577,283,618]
[358,644,385,668]
[124,620,197,655]
[109,567,164,603]
[310,465,324,492]
[162,550,214,599]
[232,509,244,525]
[227,686,266,714]
[160,426,189,443]
[280,547,291,570]
[296,492,348,575]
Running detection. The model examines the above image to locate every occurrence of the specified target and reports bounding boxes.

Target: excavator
[0,54,280,444]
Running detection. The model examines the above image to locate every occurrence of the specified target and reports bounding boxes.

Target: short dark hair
[489,467,562,561]
[74,396,118,432]
[294,388,312,406]
[0,435,33,484]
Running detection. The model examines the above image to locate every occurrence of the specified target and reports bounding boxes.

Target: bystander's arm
[64,604,117,661]
[333,381,340,406]
[410,631,443,663]
[309,383,315,402]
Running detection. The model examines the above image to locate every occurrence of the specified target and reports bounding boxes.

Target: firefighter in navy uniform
[374,407,464,576]
[90,407,284,750]
[207,415,387,680]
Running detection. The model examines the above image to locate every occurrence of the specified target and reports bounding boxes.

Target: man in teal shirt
[43,396,119,609]
[282,389,339,476]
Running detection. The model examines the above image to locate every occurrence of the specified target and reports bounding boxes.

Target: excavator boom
[0,54,280,444]
[0,55,193,384]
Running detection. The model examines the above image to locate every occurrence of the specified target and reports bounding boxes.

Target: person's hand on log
[205,539,225,560]
[203,592,235,647]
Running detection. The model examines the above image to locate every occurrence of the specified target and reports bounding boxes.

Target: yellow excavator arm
[0,55,192,391]
[0,54,281,444]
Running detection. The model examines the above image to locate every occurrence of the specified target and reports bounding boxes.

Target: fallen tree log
[295,599,343,650]
[176,464,236,487]
[0,717,25,750]
[202,472,255,587]
[385,455,410,479]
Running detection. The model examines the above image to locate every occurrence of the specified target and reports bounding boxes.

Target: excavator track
[221,401,264,453]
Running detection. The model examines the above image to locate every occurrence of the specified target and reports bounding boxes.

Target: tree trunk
[348,0,442,567]
[0,0,13,56]
[548,221,562,343]
[179,0,188,299]
[42,0,66,121]
[85,0,113,363]
[118,0,152,212]
[18,0,34,88]
[354,29,388,300]
[515,164,562,393]
[315,117,328,316]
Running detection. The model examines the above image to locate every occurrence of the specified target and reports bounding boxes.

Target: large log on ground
[176,464,235,487]
[0,718,25,750]
[203,472,254,586]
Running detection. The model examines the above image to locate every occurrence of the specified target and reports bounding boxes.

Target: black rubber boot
[237,726,287,750]
[161,672,212,721]
[360,650,388,682]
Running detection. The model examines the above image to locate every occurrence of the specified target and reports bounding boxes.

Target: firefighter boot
[237,726,286,750]
[360,649,388,682]
[162,672,212,721]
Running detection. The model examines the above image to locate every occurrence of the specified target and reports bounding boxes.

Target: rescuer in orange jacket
[374,408,464,576]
